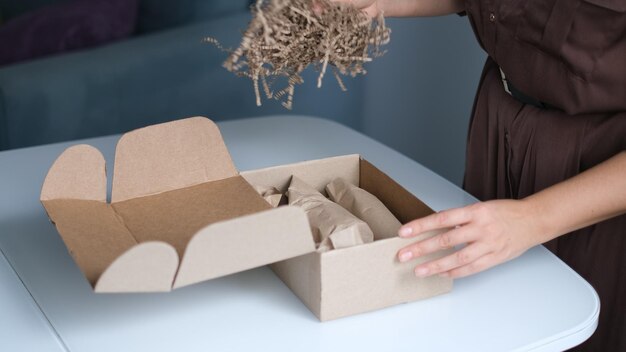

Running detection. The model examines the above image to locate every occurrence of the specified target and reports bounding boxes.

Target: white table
[0,249,66,352]
[0,116,599,352]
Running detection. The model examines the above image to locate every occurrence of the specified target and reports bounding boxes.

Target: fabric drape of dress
[462,0,625,351]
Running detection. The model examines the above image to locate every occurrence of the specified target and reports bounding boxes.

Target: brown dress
[462,0,626,351]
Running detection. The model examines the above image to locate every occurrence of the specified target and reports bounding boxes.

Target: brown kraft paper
[253,184,285,208]
[287,176,374,251]
[326,177,402,240]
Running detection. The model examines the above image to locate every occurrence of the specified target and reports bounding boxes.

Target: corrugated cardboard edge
[173,206,316,289]
[318,232,453,321]
[241,154,360,194]
[111,116,238,203]
[95,241,179,293]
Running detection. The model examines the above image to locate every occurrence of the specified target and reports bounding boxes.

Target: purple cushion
[0,0,139,67]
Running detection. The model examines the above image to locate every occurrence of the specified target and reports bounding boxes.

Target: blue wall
[0,7,486,186]
[360,15,486,186]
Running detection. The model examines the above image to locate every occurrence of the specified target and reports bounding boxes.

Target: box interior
[242,154,435,242]
[111,176,271,257]
[243,154,451,321]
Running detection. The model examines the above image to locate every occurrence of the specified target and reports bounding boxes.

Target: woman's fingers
[326,0,380,17]
[412,243,492,277]
[395,200,538,280]
[439,253,498,279]
[397,225,476,262]
[398,206,473,238]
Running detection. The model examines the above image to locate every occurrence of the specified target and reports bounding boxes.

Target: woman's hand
[325,0,465,18]
[396,151,626,279]
[335,0,380,17]
[396,200,544,279]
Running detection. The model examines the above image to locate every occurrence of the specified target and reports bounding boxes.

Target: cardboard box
[242,155,453,320]
[41,117,453,321]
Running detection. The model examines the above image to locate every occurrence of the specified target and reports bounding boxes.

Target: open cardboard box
[41,117,453,321]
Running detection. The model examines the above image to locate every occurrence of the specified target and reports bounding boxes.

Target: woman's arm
[396,151,626,279]
[330,0,465,17]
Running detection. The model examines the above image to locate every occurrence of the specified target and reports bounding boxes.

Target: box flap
[41,144,107,201]
[111,176,273,258]
[173,206,315,289]
[111,117,238,202]
[95,241,179,293]
[40,145,140,285]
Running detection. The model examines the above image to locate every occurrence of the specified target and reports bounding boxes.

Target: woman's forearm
[524,151,626,245]
[377,0,465,17]
[340,0,465,18]
[396,151,625,279]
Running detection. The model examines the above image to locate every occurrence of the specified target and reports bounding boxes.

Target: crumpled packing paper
[253,184,286,208]
[287,176,374,251]
[326,177,402,240]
